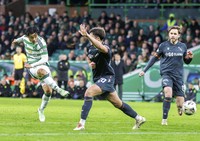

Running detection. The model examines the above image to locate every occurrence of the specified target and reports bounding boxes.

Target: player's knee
[37,68,47,78]
[164,87,172,97]
[84,91,92,97]
[43,86,52,94]
[84,89,95,97]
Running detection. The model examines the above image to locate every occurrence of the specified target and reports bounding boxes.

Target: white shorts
[28,65,51,85]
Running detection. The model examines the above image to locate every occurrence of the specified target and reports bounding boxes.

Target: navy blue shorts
[162,74,184,97]
[95,75,115,95]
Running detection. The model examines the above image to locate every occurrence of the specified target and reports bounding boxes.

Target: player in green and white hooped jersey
[12,26,69,122]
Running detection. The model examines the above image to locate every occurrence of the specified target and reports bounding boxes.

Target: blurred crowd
[0,8,199,98]
[1,0,200,6]
[0,62,88,99]
[0,9,199,69]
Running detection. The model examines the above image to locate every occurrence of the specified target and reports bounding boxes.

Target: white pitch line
[0,132,200,136]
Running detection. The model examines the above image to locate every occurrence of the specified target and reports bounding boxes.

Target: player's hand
[139,71,145,77]
[186,51,193,58]
[89,62,96,69]
[79,24,88,37]
[24,63,32,69]
[11,39,17,46]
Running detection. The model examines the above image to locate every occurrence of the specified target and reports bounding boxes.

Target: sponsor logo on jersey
[165,52,183,57]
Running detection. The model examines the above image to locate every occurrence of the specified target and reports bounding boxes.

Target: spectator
[98,11,108,24]
[80,10,91,24]
[111,53,125,99]
[57,54,70,90]
[76,79,87,99]
[131,21,141,36]
[160,13,178,31]
[189,18,200,38]
[124,57,135,74]
[0,79,12,97]
[74,70,87,85]
[185,82,197,101]
[67,80,78,99]
[26,80,37,98]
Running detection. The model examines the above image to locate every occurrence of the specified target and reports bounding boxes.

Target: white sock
[40,94,51,111]
[135,115,141,121]
[43,76,60,92]
[79,119,86,126]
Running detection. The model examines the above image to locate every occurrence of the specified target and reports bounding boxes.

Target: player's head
[25,26,39,44]
[89,27,106,41]
[168,26,181,43]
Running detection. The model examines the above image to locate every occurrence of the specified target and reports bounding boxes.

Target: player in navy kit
[73,24,146,130]
[139,26,193,125]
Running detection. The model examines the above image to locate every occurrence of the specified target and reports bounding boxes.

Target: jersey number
[99,78,107,83]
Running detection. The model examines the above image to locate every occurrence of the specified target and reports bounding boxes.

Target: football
[182,100,197,115]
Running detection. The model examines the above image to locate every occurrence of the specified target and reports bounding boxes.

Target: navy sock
[81,97,93,120]
[120,102,137,118]
[163,97,172,119]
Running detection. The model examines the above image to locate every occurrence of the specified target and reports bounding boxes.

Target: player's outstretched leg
[107,92,146,129]
[133,115,146,129]
[119,102,146,129]
[176,96,184,116]
[42,74,69,97]
[38,108,45,122]
[38,94,51,122]
[177,106,183,116]
[161,97,172,125]
[74,97,93,130]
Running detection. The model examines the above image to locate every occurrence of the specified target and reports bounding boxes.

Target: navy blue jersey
[156,41,187,78]
[87,45,115,82]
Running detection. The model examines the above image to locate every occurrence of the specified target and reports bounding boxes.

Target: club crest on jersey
[27,50,32,53]
[162,79,169,85]
[178,47,182,51]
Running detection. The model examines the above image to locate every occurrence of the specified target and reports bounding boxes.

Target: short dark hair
[89,27,106,40]
[168,26,181,34]
[25,26,39,36]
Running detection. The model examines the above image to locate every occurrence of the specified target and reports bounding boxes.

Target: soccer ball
[182,100,197,115]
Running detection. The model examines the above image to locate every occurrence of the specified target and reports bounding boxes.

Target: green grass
[0,98,200,141]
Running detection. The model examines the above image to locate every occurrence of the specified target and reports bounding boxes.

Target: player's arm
[184,51,193,64]
[86,33,108,53]
[79,24,108,53]
[12,36,24,46]
[139,53,159,77]
[139,44,163,77]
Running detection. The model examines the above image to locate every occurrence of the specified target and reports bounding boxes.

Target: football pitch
[0,98,200,141]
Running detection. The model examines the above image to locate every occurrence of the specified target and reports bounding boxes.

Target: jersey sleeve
[182,43,187,57]
[15,35,25,43]
[155,43,164,57]
[183,43,192,64]
[39,37,48,56]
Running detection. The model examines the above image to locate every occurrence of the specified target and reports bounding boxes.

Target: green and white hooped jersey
[15,35,48,65]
